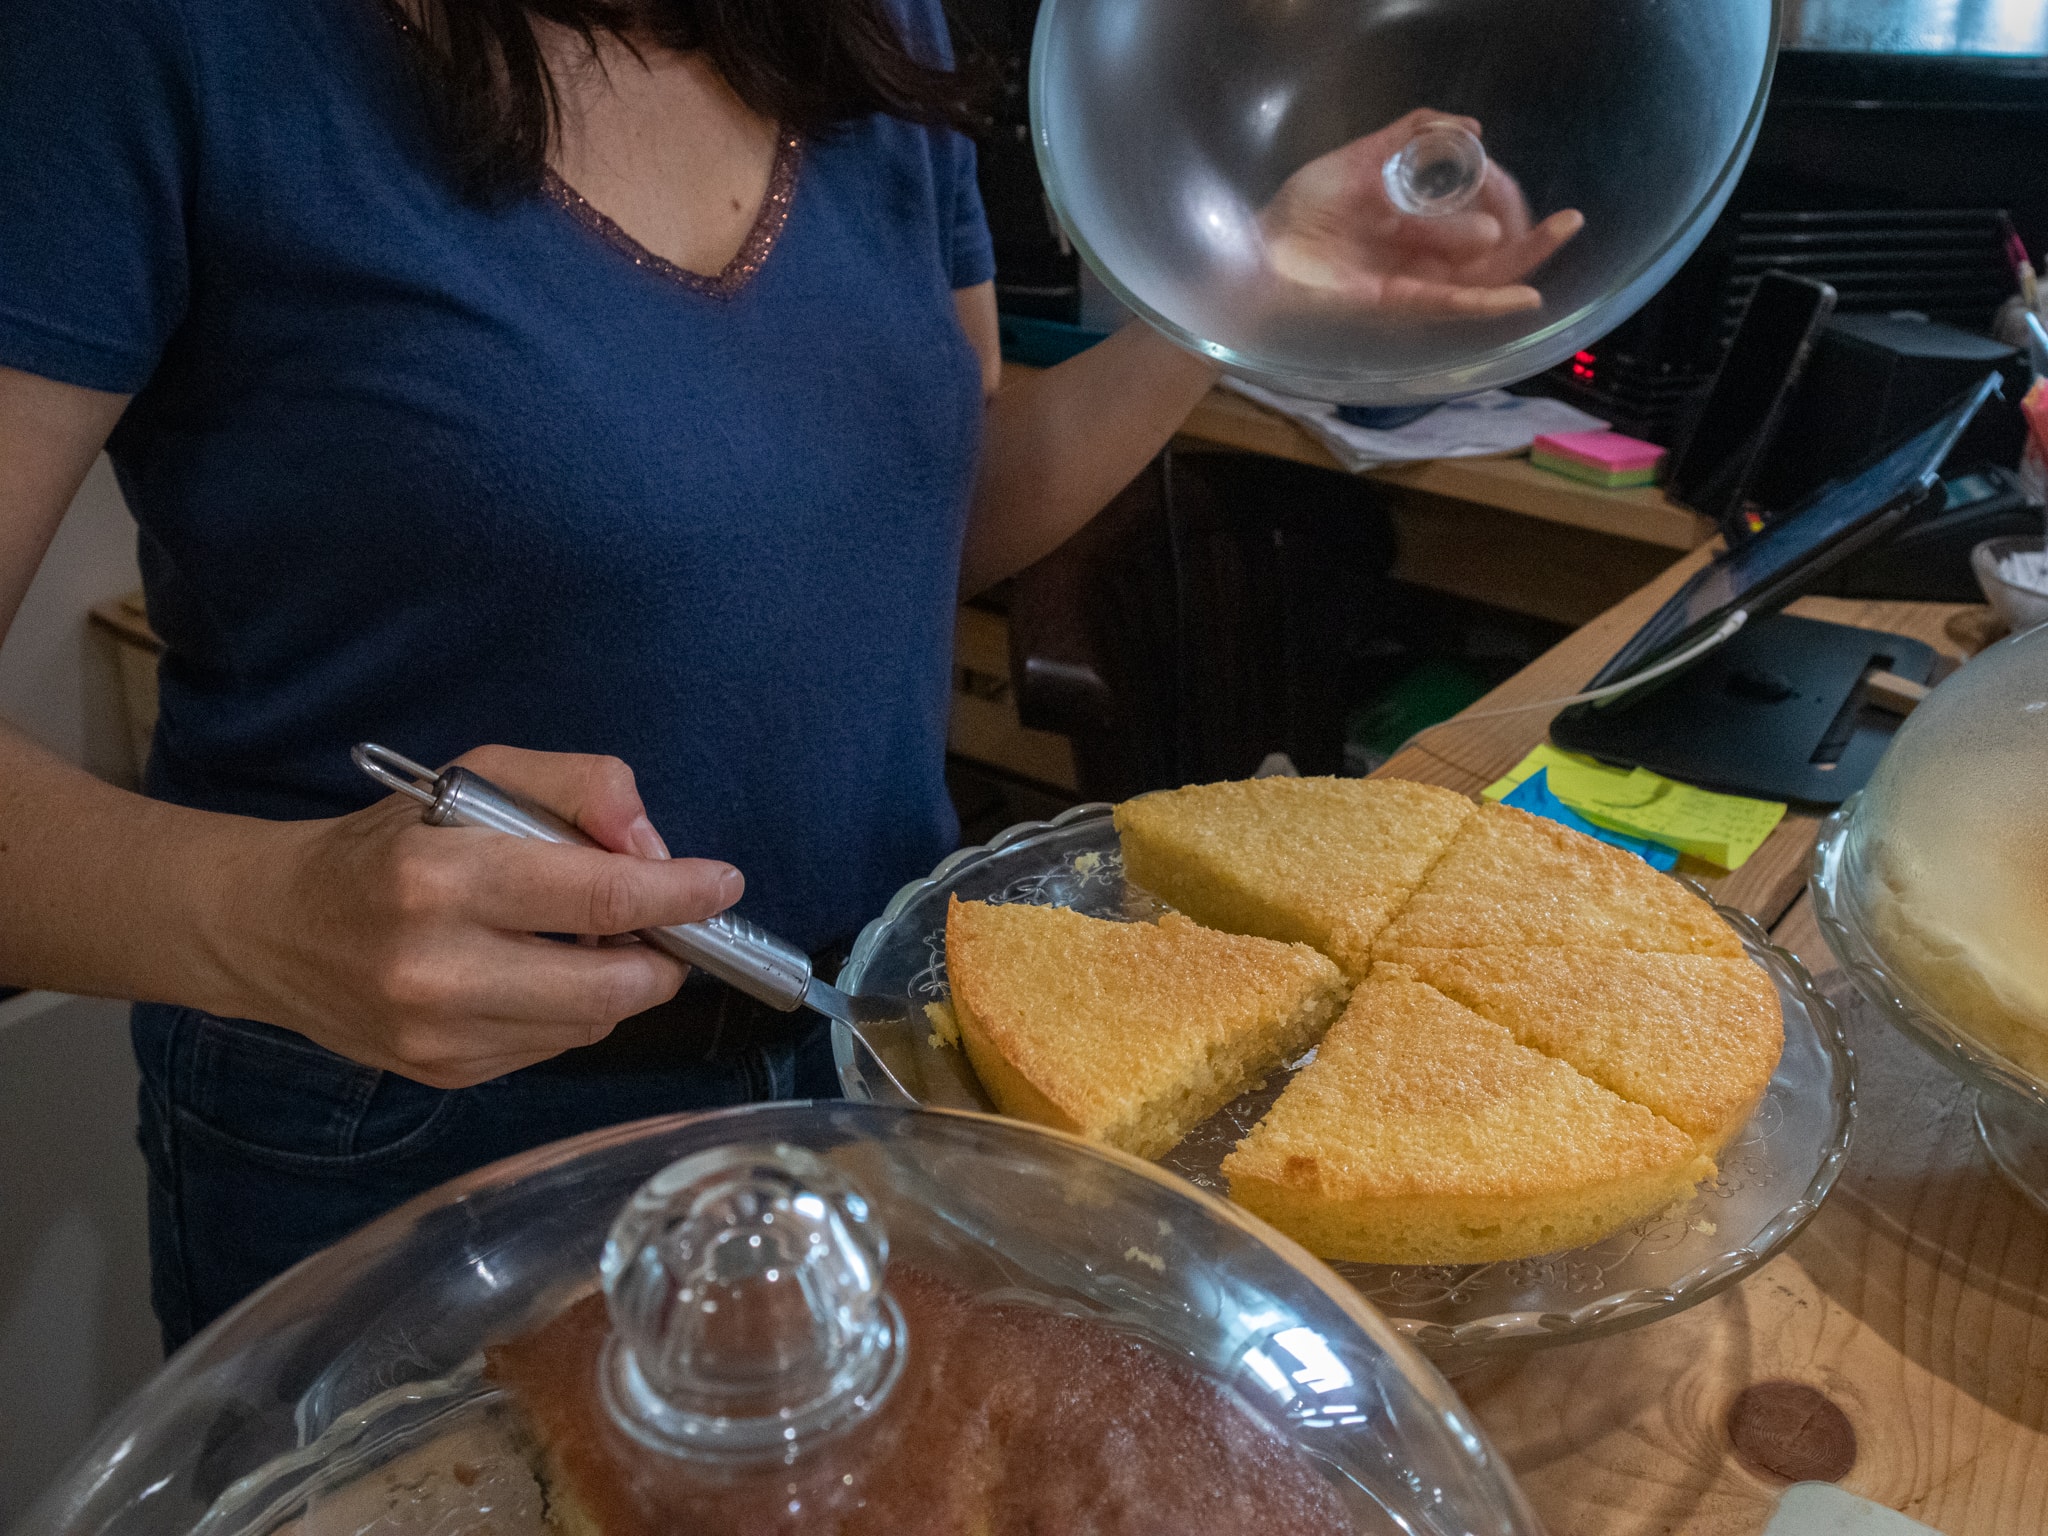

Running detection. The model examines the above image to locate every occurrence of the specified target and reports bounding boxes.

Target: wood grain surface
[1454,900,2048,1536]
[1386,493,1688,629]
[1370,559,2048,1534]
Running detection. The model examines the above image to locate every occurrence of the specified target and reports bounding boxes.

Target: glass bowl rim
[1021,0,1785,400]
[1969,534,2048,602]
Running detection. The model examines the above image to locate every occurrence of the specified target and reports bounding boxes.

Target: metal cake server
[353,743,920,1102]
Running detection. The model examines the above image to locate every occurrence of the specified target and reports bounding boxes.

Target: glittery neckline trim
[374,0,802,301]
[543,132,802,301]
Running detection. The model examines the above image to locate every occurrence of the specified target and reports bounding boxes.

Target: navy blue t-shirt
[0,0,994,949]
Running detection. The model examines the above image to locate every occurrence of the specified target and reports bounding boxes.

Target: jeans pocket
[170,1009,457,1171]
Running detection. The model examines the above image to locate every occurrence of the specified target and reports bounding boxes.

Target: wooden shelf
[1001,360,1710,556]
[946,606,1078,792]
[88,592,162,785]
[1172,385,1713,551]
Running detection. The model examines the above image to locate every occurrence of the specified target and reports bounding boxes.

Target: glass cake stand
[1812,799,2048,1217]
[833,804,1855,1363]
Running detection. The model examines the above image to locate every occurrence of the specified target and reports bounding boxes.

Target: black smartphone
[1667,271,1838,543]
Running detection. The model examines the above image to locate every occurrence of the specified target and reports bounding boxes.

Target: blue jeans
[132,981,838,1353]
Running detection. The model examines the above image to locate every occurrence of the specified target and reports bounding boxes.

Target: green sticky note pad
[1762,1482,1945,1536]
[1483,745,1786,870]
[1529,448,1660,488]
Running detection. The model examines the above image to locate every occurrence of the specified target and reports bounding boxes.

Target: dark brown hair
[398,0,987,201]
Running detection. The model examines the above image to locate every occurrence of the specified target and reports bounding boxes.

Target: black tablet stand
[1549,612,1937,805]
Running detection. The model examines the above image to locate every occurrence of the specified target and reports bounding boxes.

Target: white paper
[1222,377,1609,474]
[1996,548,2048,598]
[1761,1483,1943,1536]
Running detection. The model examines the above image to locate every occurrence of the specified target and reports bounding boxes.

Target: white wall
[0,994,159,1525]
[0,466,158,1524]
[0,456,142,783]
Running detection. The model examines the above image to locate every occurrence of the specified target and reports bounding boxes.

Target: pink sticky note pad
[1531,430,1667,473]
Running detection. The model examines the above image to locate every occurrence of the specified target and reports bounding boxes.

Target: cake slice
[1113,776,1476,981]
[945,897,1348,1159]
[1222,967,1714,1264]
[1396,946,1783,1152]
[1373,803,1744,961]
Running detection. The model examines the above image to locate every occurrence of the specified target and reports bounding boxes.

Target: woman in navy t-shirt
[0,0,1578,1346]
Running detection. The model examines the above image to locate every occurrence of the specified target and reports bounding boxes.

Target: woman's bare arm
[0,365,739,1086]
[955,283,1220,596]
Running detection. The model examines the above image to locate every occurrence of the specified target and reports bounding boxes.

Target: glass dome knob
[597,1143,905,1462]
[1382,122,1488,217]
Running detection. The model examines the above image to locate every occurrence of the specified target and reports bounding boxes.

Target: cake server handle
[351,745,919,1100]
[354,743,818,1008]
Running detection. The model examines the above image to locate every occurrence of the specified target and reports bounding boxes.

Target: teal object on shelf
[1347,661,1491,760]
[998,313,1109,368]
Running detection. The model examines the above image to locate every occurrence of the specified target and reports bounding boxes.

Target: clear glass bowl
[1970,534,2048,636]
[18,1102,1541,1536]
[1029,0,1781,402]
[835,803,1854,1362]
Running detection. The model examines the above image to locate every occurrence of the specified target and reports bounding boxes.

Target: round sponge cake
[947,778,1779,1264]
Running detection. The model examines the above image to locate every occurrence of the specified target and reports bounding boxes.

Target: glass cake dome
[15,1103,1541,1536]
[1812,621,2048,1211]
[1032,0,1781,402]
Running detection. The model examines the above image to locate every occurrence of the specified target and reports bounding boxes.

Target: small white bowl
[1971,535,2048,635]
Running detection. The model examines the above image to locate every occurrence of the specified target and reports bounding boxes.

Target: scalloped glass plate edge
[843,800,1118,983]
[837,804,1856,1356]
[1382,890,1853,1358]
[1810,798,2048,1114]
[1810,798,2048,1214]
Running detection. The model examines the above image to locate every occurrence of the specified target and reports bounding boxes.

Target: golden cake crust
[1373,803,1744,961]
[945,897,1348,1159]
[1222,968,1713,1264]
[1394,945,1783,1150]
[1113,776,1475,980]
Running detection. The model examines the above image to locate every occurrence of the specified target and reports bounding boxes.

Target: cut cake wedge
[1222,966,1714,1264]
[1396,946,1783,1151]
[945,897,1349,1159]
[1373,803,1744,962]
[1113,777,1476,982]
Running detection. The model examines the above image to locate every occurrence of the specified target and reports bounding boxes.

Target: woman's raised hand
[1260,109,1584,318]
[222,745,741,1088]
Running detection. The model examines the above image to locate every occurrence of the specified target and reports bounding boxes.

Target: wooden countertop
[1372,553,2048,1532]
[1379,544,1986,934]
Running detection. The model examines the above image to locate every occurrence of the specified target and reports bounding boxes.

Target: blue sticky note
[1501,770,1680,871]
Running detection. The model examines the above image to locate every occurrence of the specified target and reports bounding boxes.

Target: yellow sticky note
[1571,792,1784,870]
[1546,757,1664,810]
[1482,744,1634,804]
[1483,746,1786,870]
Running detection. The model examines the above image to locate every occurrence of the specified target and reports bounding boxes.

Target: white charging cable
[1392,608,1750,762]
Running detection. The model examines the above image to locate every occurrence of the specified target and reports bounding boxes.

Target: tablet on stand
[1550,374,2002,804]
